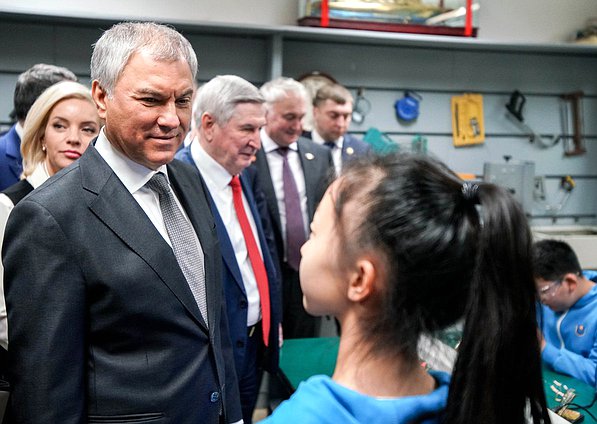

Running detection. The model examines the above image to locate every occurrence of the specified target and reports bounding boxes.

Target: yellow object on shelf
[451,93,484,147]
[456,172,477,181]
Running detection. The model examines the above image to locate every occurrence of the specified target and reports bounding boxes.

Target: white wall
[0,0,299,27]
[1,0,596,43]
[480,0,597,43]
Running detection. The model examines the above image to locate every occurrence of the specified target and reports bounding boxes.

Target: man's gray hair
[194,75,264,127]
[260,77,309,110]
[91,22,198,97]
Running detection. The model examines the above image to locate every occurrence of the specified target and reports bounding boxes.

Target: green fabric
[279,337,597,423]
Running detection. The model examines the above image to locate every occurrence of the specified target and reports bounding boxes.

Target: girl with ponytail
[261,152,549,424]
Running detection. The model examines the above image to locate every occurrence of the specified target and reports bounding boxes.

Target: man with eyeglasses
[533,239,597,386]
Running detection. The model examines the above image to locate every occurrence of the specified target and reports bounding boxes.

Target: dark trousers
[239,323,265,424]
[0,347,7,381]
[0,346,9,424]
[281,262,320,339]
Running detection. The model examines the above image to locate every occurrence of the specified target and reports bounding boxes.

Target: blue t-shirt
[540,271,597,386]
[261,370,450,424]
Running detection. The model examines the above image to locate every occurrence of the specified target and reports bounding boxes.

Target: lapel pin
[305,152,315,160]
[346,147,355,155]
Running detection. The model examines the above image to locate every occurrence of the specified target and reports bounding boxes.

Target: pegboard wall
[1,15,596,225]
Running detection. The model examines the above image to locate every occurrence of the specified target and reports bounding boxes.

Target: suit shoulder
[345,133,371,152]
[0,127,17,155]
[20,164,82,206]
[174,145,193,164]
[169,157,201,177]
[297,136,328,154]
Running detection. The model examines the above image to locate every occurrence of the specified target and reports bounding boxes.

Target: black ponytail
[444,183,550,424]
[336,153,549,424]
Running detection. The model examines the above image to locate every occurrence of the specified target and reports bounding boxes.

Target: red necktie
[230,175,270,346]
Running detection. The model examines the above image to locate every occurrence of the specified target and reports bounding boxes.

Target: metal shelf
[1,10,597,57]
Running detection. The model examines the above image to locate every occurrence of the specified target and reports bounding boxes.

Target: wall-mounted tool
[451,93,484,147]
[533,174,576,216]
[483,156,535,213]
[505,90,560,148]
[352,87,371,125]
[394,91,422,122]
[560,91,586,156]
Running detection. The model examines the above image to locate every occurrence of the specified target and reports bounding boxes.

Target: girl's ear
[347,257,377,302]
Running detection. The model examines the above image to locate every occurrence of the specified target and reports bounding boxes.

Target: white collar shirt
[94,129,196,251]
[260,129,309,263]
[311,129,343,176]
[190,141,262,326]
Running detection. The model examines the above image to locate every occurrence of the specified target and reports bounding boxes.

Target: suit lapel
[81,147,208,331]
[167,161,219,332]
[297,139,320,220]
[254,150,282,235]
[240,174,270,265]
[6,128,22,180]
[204,183,246,294]
[177,146,246,296]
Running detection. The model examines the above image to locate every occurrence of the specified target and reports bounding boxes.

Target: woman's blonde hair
[21,81,97,178]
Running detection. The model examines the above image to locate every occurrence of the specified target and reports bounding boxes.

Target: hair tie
[461,182,480,204]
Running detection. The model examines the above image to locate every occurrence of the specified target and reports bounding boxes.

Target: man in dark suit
[253,77,333,339]
[3,22,241,424]
[176,75,281,423]
[304,83,371,175]
[0,63,77,190]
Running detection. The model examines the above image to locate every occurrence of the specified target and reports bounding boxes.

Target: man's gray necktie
[277,147,306,271]
[146,172,208,326]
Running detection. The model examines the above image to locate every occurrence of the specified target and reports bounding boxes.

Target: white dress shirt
[189,141,262,326]
[14,121,24,140]
[311,129,343,176]
[94,129,204,267]
[259,129,309,263]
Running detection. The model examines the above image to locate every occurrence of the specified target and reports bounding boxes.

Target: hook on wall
[352,87,371,125]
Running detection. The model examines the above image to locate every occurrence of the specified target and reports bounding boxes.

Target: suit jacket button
[240,300,247,309]
[236,340,244,348]
[210,391,220,403]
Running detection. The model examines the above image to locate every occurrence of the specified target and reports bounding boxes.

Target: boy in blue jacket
[533,239,597,386]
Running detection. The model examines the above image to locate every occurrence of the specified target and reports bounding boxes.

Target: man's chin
[144,151,178,170]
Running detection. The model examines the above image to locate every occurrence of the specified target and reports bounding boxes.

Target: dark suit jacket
[0,125,22,191]
[303,131,371,166]
[251,137,334,268]
[3,145,242,423]
[175,146,282,374]
[342,133,372,162]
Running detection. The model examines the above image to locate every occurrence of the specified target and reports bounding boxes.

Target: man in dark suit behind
[3,22,241,424]
[0,63,77,190]
[176,75,282,423]
[303,83,371,176]
[252,77,334,339]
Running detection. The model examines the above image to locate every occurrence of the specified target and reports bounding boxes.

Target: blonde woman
[0,80,100,355]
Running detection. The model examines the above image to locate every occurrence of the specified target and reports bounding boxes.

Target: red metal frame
[310,0,476,37]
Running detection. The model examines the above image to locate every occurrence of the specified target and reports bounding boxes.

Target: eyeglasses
[538,279,562,299]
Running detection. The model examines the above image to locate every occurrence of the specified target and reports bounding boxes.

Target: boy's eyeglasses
[538,279,562,298]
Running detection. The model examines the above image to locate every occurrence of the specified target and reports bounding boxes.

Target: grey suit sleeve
[4,199,86,423]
